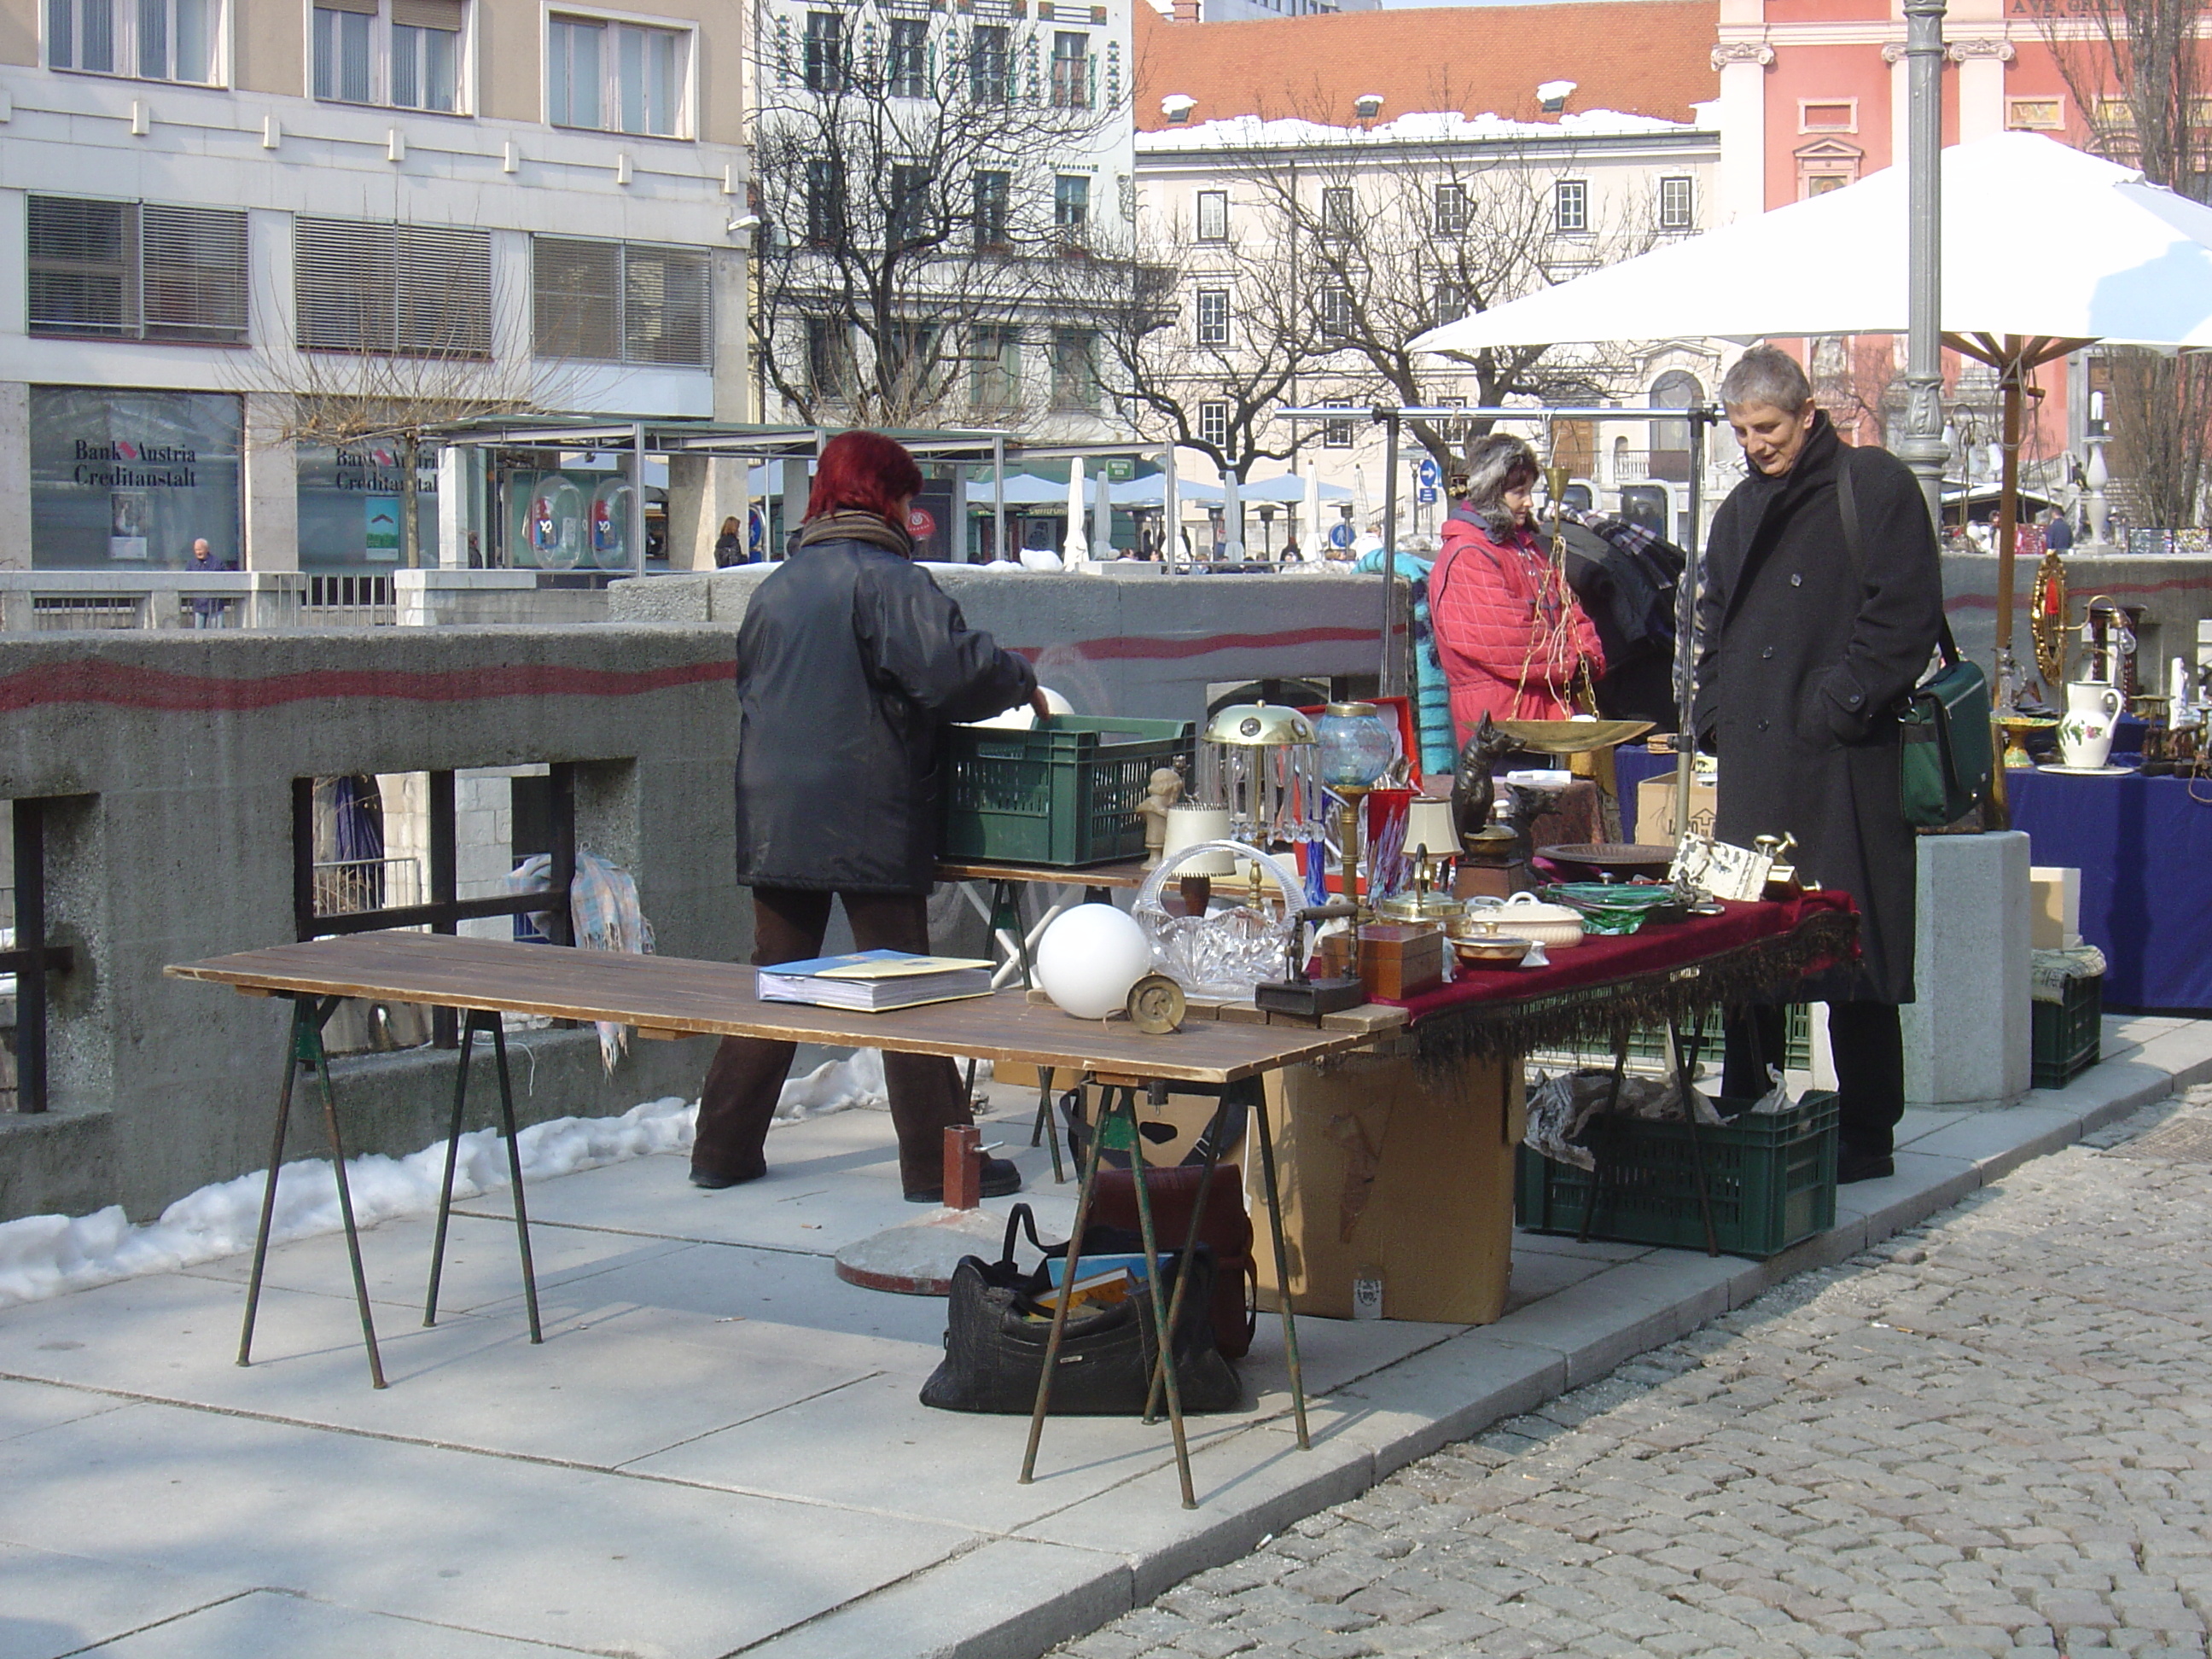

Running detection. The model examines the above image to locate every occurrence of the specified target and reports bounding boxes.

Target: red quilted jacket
[1430,507,1605,737]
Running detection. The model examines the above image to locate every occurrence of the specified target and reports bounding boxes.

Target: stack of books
[754,949,994,1012]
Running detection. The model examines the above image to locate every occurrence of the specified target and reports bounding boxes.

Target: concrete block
[1481,1253,1745,1387]
[1906,1105,2086,1181]
[744,1537,1134,1659]
[1831,1150,1980,1246]
[1284,1333,1569,1476]
[1902,830,2033,1108]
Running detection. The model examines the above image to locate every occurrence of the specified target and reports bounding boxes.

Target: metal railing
[302,574,396,627]
[311,856,423,918]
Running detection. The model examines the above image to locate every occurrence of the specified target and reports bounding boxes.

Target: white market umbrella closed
[1413,131,2212,680]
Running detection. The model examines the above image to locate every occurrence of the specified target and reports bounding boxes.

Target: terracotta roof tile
[1134,1,1719,131]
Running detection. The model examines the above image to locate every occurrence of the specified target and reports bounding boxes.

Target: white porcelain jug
[2058,680,2124,769]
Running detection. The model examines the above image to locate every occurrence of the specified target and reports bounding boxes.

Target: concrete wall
[1941,552,2212,690]
[0,625,741,1224]
[613,565,1411,719]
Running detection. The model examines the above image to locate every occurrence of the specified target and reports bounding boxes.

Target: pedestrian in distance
[186,536,235,628]
[691,431,1044,1203]
[2043,504,2075,555]
[713,515,744,567]
[1694,347,1946,1185]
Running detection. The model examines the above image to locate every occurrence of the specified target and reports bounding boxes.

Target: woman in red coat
[1430,434,1605,738]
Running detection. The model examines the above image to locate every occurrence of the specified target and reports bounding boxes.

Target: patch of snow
[0,1046,936,1311]
[1138,107,1694,152]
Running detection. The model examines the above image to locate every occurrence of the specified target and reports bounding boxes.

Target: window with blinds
[49,0,219,84]
[533,237,709,367]
[313,0,464,109]
[548,12,687,136]
[295,217,490,356]
[27,195,246,343]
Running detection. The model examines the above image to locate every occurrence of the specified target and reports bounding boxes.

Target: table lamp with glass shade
[1314,702,1399,920]
[1198,701,1324,849]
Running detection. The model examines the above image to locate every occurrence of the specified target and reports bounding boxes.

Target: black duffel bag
[919,1205,1242,1416]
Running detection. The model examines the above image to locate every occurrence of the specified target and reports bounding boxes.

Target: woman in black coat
[1693,349,1944,1182]
[692,431,1042,1200]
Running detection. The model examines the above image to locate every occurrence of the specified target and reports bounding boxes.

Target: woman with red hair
[693,430,1044,1201]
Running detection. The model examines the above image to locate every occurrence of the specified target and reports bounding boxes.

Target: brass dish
[1493,718,1655,756]
[1447,915,1534,966]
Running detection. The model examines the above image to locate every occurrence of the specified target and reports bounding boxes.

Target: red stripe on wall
[0,657,736,714]
[1011,625,1397,663]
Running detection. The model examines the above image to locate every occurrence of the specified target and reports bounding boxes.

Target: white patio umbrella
[1412,131,2212,678]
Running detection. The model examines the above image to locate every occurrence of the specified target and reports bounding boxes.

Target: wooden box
[1354,923,1445,1001]
[1252,1042,1519,1324]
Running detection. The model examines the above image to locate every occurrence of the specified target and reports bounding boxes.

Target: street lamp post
[1899,0,1948,531]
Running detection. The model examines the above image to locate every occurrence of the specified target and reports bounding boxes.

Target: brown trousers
[692,887,972,1192]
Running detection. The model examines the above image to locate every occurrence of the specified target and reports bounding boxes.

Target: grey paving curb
[736,1022,2212,1659]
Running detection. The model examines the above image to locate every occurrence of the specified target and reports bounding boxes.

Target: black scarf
[789,509,915,559]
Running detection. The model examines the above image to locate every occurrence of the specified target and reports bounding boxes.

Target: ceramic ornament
[1035,903,1155,1020]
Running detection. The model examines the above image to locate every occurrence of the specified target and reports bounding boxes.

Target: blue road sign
[1328,522,1355,549]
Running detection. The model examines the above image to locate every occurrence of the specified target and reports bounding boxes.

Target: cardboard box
[2029,865,2081,951]
[1636,772,1717,844]
[1251,1041,1518,1324]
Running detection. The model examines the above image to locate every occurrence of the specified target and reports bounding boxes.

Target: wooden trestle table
[166,931,1406,1508]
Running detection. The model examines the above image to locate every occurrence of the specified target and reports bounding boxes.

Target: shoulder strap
[1837,449,1959,667]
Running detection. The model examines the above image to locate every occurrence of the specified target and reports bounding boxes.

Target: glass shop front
[29,387,242,569]
[295,444,439,569]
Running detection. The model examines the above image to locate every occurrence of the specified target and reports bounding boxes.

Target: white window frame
[1658,175,1693,230]
[1195,287,1230,347]
[1323,400,1356,448]
[1797,98,1858,134]
[1195,189,1228,243]
[49,0,228,85]
[544,3,697,140]
[1553,178,1587,235]
[311,0,472,114]
[2007,96,2065,131]
[1197,399,1230,451]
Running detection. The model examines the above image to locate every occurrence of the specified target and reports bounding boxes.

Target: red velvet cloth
[1380,891,1859,1026]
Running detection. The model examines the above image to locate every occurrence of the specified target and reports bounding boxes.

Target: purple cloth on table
[2006,766,2212,1012]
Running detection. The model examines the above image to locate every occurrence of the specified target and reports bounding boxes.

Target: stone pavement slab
[4,1020,2210,1659]
[73,1592,590,1658]
[0,1540,254,1659]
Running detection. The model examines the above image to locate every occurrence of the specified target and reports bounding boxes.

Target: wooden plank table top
[934,858,1152,890]
[166,933,1399,1085]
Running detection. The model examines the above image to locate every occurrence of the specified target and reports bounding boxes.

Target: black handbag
[1837,457,1993,827]
[918,1204,1243,1416]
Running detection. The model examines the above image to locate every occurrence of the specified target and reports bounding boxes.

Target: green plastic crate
[2031,974,2101,1089]
[1516,1089,1839,1259]
[942,715,1196,868]
[1528,1004,1812,1075]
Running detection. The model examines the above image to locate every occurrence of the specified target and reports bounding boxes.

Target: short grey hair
[1461,434,1540,538]
[1720,346,1813,413]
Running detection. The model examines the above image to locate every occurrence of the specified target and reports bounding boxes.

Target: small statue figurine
[1449,715,1516,853]
[1137,766,1185,867]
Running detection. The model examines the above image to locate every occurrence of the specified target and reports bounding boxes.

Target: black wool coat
[735,534,1037,895]
[1692,415,1944,1004]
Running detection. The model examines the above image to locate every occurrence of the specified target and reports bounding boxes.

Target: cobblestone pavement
[1057,1089,2212,1659]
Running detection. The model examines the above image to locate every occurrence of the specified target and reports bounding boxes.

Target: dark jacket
[714,532,745,568]
[735,519,1036,894]
[1694,414,1943,1004]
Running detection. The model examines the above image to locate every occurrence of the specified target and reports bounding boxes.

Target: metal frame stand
[237,994,387,1388]
[236,998,544,1391]
[425,1009,543,1342]
[1020,1071,1307,1510]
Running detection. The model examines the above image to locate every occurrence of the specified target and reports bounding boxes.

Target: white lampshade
[1035,904,1155,1020]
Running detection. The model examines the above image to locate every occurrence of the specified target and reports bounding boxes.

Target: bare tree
[1222,129,1656,470]
[750,0,1130,430]
[2044,0,2212,528]
[236,226,550,568]
[1085,214,1313,483]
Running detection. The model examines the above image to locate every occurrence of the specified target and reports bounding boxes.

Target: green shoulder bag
[1837,458,1992,829]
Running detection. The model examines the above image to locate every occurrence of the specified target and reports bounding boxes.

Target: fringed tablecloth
[1374,892,1860,1068]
